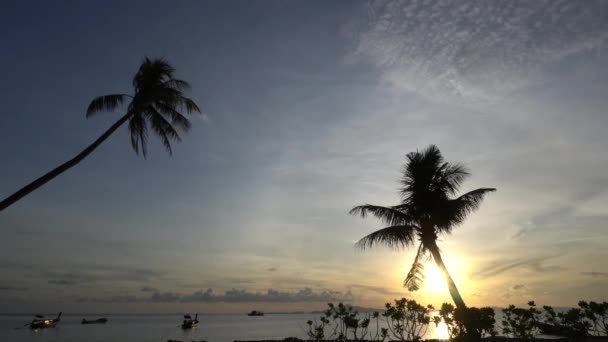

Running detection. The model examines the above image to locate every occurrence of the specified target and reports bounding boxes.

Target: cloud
[149,291,181,302]
[511,284,525,291]
[349,284,402,296]
[475,256,565,279]
[351,0,608,102]
[228,278,256,285]
[181,287,354,303]
[0,284,28,291]
[47,273,81,286]
[140,286,159,292]
[48,279,78,286]
[267,267,278,272]
[78,287,354,304]
[512,227,529,240]
[581,271,608,278]
[42,266,165,286]
[500,292,513,300]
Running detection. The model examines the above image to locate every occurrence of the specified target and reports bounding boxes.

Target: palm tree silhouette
[350,145,495,309]
[0,57,201,212]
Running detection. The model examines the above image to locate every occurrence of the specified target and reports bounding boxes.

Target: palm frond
[355,224,417,250]
[454,188,496,212]
[86,94,129,117]
[149,108,181,154]
[154,103,192,131]
[154,130,172,155]
[139,123,148,157]
[151,89,200,117]
[180,97,201,114]
[128,114,148,157]
[434,162,469,196]
[404,243,426,291]
[161,79,191,91]
[446,188,496,226]
[349,204,414,226]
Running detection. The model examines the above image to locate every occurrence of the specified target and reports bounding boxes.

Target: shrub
[560,308,591,337]
[306,298,608,341]
[305,302,384,342]
[382,298,435,342]
[437,303,496,341]
[306,316,329,341]
[541,305,590,338]
[579,300,608,336]
[501,301,541,341]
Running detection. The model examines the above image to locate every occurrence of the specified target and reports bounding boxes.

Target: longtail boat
[30,312,62,329]
[181,313,199,329]
[81,317,108,324]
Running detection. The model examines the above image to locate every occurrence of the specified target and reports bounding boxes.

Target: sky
[0,0,607,314]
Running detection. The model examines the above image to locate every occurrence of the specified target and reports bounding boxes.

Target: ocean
[0,312,452,342]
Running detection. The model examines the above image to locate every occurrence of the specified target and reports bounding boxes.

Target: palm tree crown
[87,57,200,157]
[0,57,200,212]
[350,145,495,308]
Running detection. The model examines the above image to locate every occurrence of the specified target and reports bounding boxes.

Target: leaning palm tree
[0,57,201,212]
[350,145,495,309]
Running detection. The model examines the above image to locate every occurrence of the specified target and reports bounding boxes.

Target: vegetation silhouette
[304,299,608,341]
[350,145,495,309]
[0,57,201,212]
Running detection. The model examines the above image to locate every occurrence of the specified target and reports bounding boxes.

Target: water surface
[0,313,451,342]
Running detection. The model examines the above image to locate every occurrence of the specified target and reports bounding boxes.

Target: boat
[181,313,199,329]
[247,310,264,316]
[30,312,62,329]
[81,317,108,324]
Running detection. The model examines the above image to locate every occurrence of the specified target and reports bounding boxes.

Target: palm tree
[0,57,201,212]
[350,145,495,309]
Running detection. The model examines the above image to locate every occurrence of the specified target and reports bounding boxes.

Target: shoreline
[230,338,608,342]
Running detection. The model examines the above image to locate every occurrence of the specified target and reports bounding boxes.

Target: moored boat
[181,313,199,329]
[30,312,62,329]
[81,317,108,324]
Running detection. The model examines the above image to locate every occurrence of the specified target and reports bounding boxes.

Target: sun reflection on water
[432,319,450,340]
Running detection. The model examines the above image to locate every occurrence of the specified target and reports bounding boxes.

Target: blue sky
[1,0,608,313]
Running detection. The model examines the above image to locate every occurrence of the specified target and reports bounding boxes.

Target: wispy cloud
[351,0,608,102]
[475,256,565,279]
[44,266,164,286]
[349,284,402,296]
[581,271,608,278]
[511,226,529,240]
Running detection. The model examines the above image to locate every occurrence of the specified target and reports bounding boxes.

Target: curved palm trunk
[0,112,132,212]
[428,244,467,309]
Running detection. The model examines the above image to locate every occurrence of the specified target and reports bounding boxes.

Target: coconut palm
[0,57,201,212]
[350,145,495,309]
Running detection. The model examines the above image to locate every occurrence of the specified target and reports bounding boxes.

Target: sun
[425,262,447,292]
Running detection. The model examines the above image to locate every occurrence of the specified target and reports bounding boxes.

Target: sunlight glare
[425,262,447,292]
[433,319,450,340]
